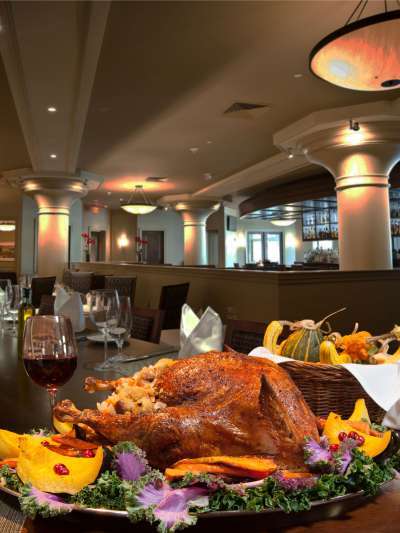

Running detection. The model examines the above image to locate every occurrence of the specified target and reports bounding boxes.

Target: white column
[159,195,220,266]
[21,177,87,278]
[275,111,400,271]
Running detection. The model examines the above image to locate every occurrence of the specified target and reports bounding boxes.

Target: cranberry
[338,432,347,442]
[329,444,339,452]
[54,464,69,476]
[81,449,95,458]
[41,440,50,447]
[356,435,365,447]
[348,431,359,441]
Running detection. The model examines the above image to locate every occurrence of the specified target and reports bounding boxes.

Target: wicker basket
[280,360,385,423]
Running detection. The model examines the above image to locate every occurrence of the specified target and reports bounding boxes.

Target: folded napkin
[54,287,85,333]
[178,304,223,358]
[249,346,400,429]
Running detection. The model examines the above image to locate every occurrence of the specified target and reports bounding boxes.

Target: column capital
[159,194,221,215]
[20,175,88,210]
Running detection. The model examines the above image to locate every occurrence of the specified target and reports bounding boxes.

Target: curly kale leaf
[71,471,126,510]
[0,465,22,492]
[19,485,74,519]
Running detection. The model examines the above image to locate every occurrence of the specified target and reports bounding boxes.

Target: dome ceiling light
[309,1,400,91]
[0,221,16,231]
[120,185,157,215]
[270,220,296,227]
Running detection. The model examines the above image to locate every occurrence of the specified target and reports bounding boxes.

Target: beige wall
[110,209,138,262]
[72,261,400,335]
[0,186,23,274]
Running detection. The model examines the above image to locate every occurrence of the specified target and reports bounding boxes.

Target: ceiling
[0,1,399,207]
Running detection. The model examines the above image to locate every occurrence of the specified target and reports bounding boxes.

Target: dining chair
[66,271,93,294]
[31,276,56,309]
[105,276,136,304]
[38,294,55,315]
[131,307,165,344]
[224,319,268,355]
[0,272,17,285]
[158,282,190,329]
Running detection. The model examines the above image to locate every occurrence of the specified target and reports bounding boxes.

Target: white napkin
[54,287,85,333]
[249,346,400,429]
[178,304,223,358]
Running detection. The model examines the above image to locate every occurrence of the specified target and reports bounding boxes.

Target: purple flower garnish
[19,486,74,518]
[115,451,148,481]
[273,472,316,491]
[335,438,359,475]
[134,482,208,530]
[304,436,334,473]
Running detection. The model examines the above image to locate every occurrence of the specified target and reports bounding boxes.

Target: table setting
[1,304,400,533]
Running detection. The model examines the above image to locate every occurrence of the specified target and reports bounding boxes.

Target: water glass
[107,296,133,367]
[89,289,119,371]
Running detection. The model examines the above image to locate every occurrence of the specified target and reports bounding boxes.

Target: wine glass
[7,284,21,336]
[106,296,133,367]
[89,289,119,371]
[23,315,78,423]
[0,279,12,333]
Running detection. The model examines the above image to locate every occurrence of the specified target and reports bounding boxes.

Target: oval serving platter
[0,480,389,524]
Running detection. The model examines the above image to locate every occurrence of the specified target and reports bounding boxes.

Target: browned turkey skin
[54,352,318,470]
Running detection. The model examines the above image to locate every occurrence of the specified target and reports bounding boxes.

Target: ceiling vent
[146,176,168,183]
[223,102,270,119]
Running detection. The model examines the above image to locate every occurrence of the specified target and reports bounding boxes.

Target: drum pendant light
[309,1,400,91]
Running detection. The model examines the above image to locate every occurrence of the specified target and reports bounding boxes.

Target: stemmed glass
[89,289,120,371]
[0,279,12,333]
[23,316,78,423]
[8,285,21,336]
[106,296,133,367]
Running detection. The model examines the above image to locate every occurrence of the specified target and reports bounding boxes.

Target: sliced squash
[323,412,391,458]
[53,416,74,435]
[349,398,371,425]
[17,436,103,494]
[0,429,20,460]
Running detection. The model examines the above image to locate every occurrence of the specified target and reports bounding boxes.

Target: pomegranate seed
[357,435,365,447]
[54,463,69,476]
[329,444,339,452]
[348,431,359,441]
[81,449,95,458]
[41,440,50,447]
[338,432,347,442]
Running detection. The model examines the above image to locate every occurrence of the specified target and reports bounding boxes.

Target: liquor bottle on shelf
[17,287,34,357]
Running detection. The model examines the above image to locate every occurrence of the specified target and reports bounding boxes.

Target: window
[247,232,283,264]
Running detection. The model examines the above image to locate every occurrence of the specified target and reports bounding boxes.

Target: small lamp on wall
[117,234,129,248]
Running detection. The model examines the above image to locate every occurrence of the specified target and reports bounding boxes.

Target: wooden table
[0,333,399,532]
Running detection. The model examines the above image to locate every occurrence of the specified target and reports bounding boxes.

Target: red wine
[23,357,77,389]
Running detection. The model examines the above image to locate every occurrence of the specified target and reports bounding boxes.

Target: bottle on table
[18,287,34,357]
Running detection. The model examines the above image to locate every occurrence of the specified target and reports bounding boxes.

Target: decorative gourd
[323,400,391,458]
[263,321,284,354]
[17,436,103,494]
[319,340,352,364]
[280,308,346,363]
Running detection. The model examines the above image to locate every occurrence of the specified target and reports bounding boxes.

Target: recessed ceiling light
[119,198,124,202]
[107,191,112,195]
[50,154,57,159]
[204,173,213,181]
[189,147,199,154]
[47,106,57,113]
[206,140,213,144]
[293,73,303,79]
[287,149,294,159]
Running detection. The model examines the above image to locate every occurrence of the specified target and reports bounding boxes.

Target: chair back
[159,282,190,329]
[105,276,136,303]
[224,319,267,355]
[66,271,93,294]
[0,272,17,285]
[92,274,106,290]
[38,294,55,315]
[131,307,165,344]
[31,276,56,308]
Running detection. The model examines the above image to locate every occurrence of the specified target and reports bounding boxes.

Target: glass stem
[104,327,108,363]
[48,388,57,426]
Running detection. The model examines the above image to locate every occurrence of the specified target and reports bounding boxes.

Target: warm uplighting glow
[117,234,129,248]
[0,221,16,232]
[310,11,400,91]
[236,231,246,248]
[270,219,296,227]
[120,184,157,215]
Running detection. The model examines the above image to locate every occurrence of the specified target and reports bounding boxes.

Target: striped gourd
[280,308,346,363]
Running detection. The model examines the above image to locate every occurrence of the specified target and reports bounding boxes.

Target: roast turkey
[54,351,318,469]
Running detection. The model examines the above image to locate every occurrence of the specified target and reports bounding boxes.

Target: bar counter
[72,262,400,333]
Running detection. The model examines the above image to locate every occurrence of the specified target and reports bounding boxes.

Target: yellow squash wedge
[52,416,74,435]
[0,429,20,460]
[323,410,391,458]
[349,398,371,425]
[17,436,103,494]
